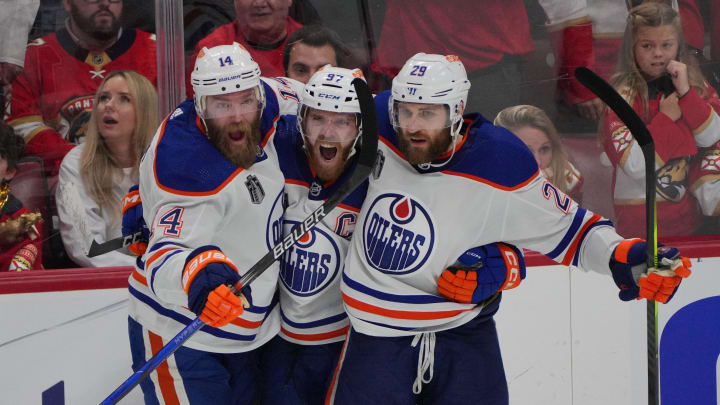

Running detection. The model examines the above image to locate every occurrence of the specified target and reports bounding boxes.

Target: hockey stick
[87,231,143,257]
[574,67,659,405]
[100,77,378,405]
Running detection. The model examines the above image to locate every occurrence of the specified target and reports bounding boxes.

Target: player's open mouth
[102,117,118,125]
[319,144,338,160]
[410,137,427,145]
[228,131,246,143]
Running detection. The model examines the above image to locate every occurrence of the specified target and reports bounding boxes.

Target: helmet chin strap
[419,118,463,169]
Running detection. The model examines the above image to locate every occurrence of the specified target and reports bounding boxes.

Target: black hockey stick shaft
[574,67,659,405]
[100,78,377,404]
[87,231,143,257]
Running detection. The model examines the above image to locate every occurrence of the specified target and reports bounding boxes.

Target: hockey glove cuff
[121,185,149,256]
[438,243,525,304]
[184,246,251,327]
[609,238,691,303]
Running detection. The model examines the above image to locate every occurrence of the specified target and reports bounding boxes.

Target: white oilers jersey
[340,92,624,337]
[273,118,368,345]
[127,78,301,353]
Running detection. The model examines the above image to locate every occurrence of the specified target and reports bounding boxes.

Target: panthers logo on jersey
[362,192,435,275]
[279,221,342,297]
[656,157,689,202]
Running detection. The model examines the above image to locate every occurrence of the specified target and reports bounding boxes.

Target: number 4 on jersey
[158,207,185,237]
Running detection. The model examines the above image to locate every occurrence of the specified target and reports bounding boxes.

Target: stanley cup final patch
[245,175,265,204]
[373,149,385,179]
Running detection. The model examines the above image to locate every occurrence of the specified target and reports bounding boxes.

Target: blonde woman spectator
[56,70,157,268]
[495,104,583,202]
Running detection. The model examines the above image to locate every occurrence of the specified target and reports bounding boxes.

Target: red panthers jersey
[8,28,157,175]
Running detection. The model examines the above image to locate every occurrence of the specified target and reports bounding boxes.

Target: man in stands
[7,0,157,177]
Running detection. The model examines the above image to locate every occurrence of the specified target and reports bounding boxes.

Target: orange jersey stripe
[281,325,350,342]
[337,203,361,213]
[342,292,471,320]
[131,269,148,287]
[146,248,177,270]
[442,168,540,191]
[148,331,181,405]
[229,316,263,329]
[561,214,602,266]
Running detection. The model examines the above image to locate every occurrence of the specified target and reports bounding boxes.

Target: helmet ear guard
[191,42,265,120]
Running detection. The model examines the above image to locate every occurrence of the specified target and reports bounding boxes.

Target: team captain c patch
[362,193,435,275]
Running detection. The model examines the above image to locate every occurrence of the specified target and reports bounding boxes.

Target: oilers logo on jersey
[265,191,285,250]
[362,193,435,275]
[279,220,342,297]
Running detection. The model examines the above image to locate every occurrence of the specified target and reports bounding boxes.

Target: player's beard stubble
[206,117,262,169]
[397,128,452,165]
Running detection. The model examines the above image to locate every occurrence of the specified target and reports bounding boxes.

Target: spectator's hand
[659,93,681,121]
[541,166,554,179]
[0,62,23,86]
[666,60,690,97]
[609,239,691,303]
[575,97,605,120]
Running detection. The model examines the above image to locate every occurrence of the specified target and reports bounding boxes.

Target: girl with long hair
[495,104,583,202]
[56,70,158,267]
[601,2,720,238]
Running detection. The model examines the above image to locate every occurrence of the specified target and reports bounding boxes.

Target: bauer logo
[279,220,341,296]
[362,193,434,275]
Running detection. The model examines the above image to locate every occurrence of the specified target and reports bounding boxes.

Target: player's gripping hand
[438,243,526,304]
[610,238,691,303]
[121,185,149,256]
[183,246,252,328]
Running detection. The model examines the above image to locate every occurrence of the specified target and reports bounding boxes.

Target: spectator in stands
[0,0,39,86]
[495,104,584,202]
[189,0,301,94]
[601,2,720,238]
[0,123,43,271]
[7,0,157,178]
[282,25,348,84]
[56,70,157,268]
[371,0,607,120]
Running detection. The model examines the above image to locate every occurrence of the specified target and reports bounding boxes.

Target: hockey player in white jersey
[259,65,369,404]
[126,43,303,404]
[326,53,693,404]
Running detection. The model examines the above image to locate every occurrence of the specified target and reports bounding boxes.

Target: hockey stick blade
[100,78,377,405]
[87,231,144,257]
[574,66,659,405]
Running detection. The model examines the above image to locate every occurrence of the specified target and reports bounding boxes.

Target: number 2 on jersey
[542,180,572,214]
[158,207,185,237]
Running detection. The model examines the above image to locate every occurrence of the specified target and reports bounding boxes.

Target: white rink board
[0,258,718,404]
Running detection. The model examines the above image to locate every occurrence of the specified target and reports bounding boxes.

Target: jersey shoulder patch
[154,100,240,194]
[448,117,539,189]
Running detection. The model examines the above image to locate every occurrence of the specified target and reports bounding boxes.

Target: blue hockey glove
[609,238,691,303]
[438,243,526,304]
[121,185,149,255]
[183,246,252,327]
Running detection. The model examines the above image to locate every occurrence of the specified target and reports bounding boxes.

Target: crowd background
[1,0,719,270]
